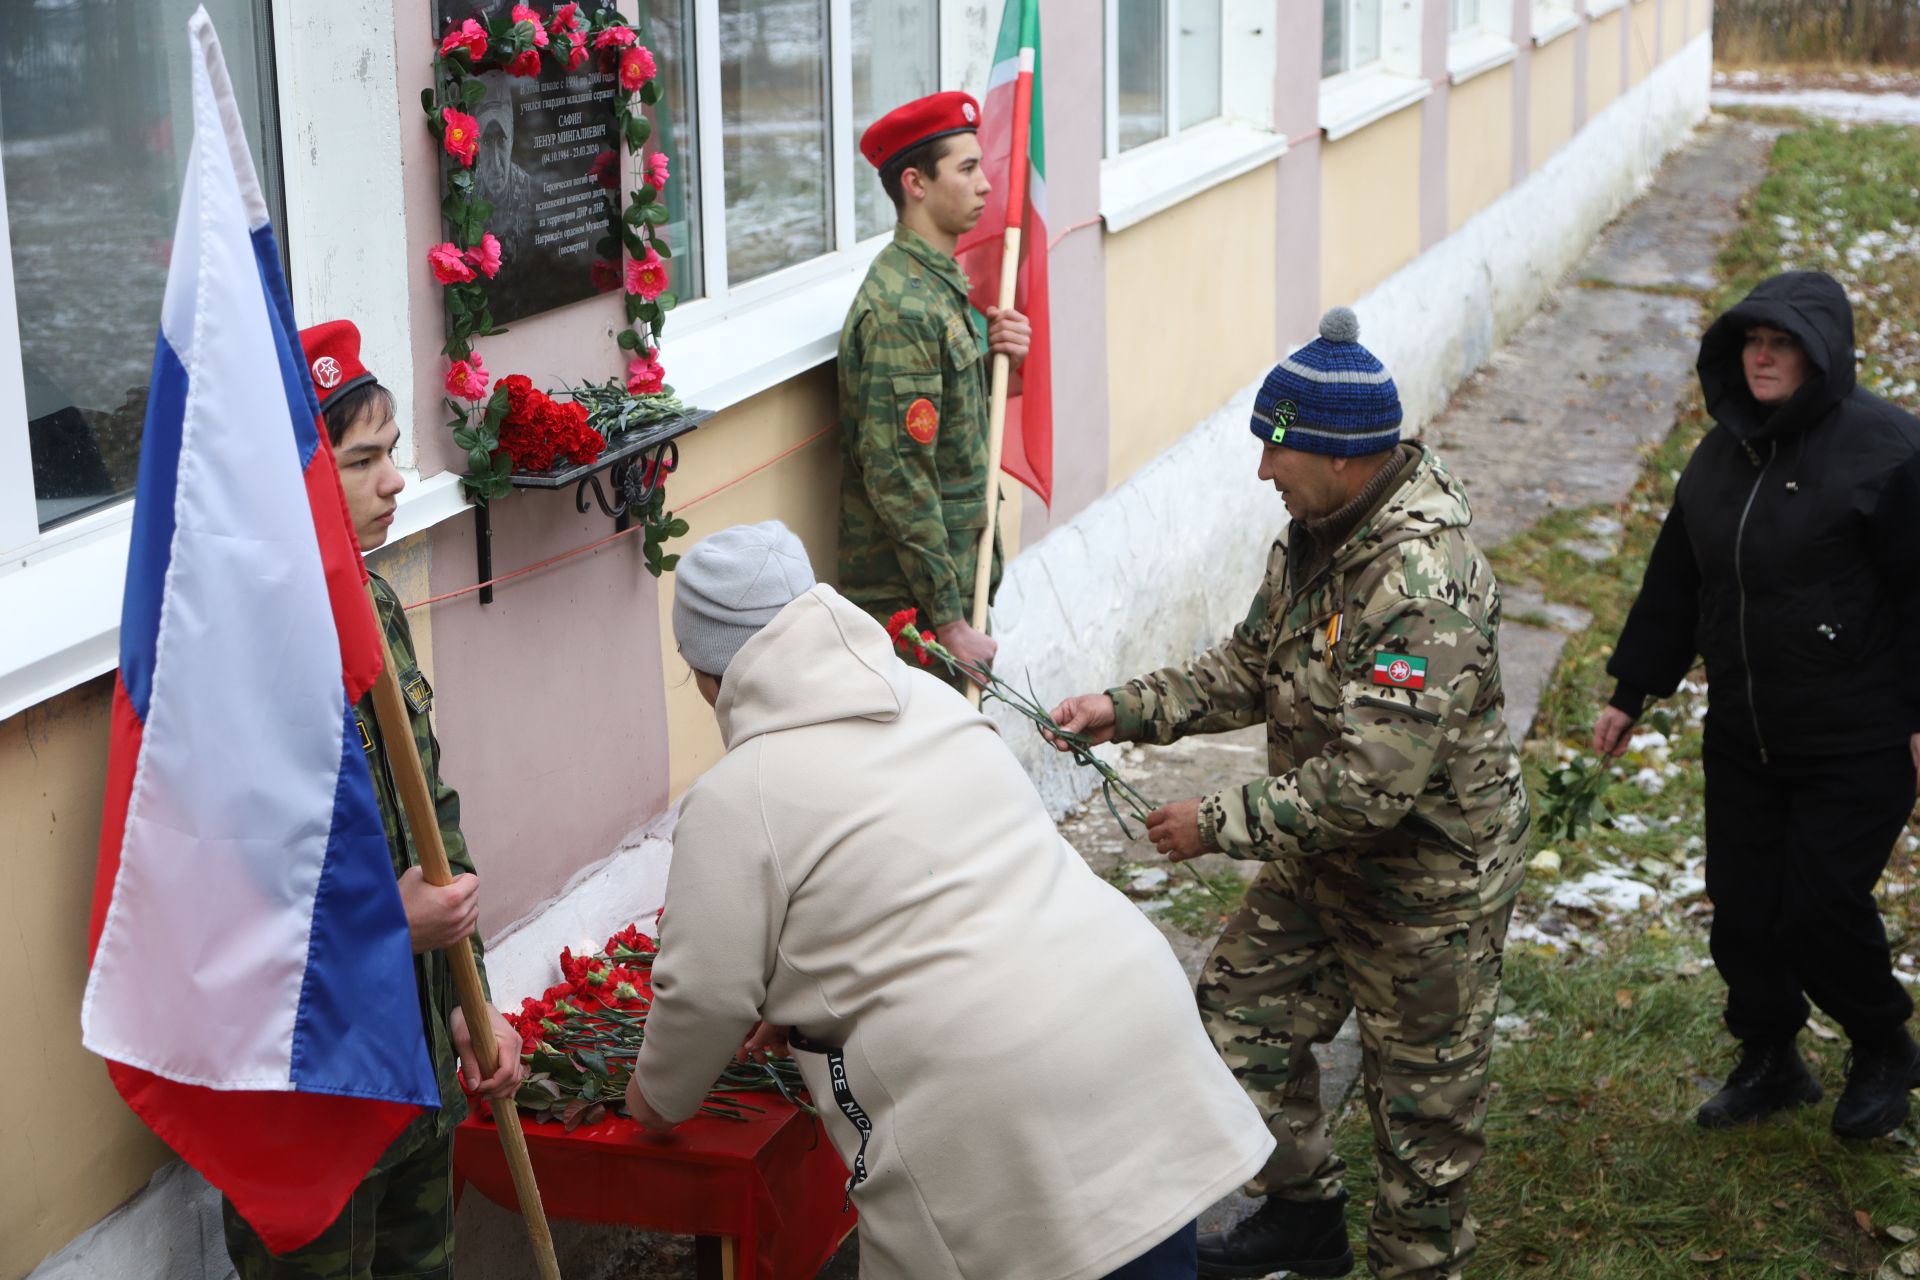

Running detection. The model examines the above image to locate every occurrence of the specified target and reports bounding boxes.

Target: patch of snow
[1552,869,1660,917]
[1631,767,1667,794]
[1612,813,1651,835]
[1712,87,1920,126]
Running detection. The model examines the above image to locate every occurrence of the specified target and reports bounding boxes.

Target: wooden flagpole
[364,587,562,1280]
[966,42,1038,709]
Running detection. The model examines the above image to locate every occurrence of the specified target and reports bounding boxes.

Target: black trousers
[1703,741,1916,1044]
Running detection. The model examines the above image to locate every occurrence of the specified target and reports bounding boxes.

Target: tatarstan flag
[956,0,1051,506]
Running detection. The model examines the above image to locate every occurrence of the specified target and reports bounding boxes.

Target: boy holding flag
[218,321,525,1277]
[836,91,1031,686]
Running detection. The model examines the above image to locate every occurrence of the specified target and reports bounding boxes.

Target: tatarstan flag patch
[1372,652,1427,690]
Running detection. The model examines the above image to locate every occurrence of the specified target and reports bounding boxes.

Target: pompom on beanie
[1249,307,1403,457]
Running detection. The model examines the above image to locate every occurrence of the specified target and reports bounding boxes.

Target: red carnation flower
[506,47,543,78]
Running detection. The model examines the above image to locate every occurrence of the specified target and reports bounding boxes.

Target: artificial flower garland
[425,4,680,511]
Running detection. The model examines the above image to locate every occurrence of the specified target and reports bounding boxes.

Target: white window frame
[1446,0,1517,83]
[1531,0,1581,45]
[1586,0,1629,16]
[654,0,941,409]
[0,0,337,722]
[1319,0,1429,141]
[1098,0,1286,232]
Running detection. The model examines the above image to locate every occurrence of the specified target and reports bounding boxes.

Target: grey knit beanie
[672,521,816,676]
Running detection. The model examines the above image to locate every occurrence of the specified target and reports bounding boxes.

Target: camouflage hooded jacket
[1109,447,1529,923]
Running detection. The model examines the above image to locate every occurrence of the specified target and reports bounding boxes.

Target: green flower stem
[900,631,1238,912]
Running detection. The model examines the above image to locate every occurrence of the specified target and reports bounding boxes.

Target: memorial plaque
[435,1,619,325]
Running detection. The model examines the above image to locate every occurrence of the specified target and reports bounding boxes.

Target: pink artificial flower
[463,233,502,279]
[446,354,490,401]
[441,108,480,166]
[589,258,622,294]
[506,48,543,78]
[618,46,657,91]
[624,248,669,301]
[511,4,550,47]
[645,151,670,189]
[589,149,620,191]
[549,3,581,34]
[429,241,476,284]
[626,350,666,396]
[439,18,488,63]
[563,29,589,71]
[594,25,637,49]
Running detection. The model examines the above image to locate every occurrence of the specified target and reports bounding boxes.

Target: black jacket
[1608,271,1920,759]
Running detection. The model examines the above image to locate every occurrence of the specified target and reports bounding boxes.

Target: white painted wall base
[28,33,1710,1280]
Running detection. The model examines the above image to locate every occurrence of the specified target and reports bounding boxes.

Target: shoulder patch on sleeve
[905,397,939,445]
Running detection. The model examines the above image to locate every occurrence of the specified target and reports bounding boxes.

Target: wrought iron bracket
[467,409,709,606]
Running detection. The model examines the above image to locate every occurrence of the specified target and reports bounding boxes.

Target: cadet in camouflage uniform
[1051,309,1529,1280]
[838,91,1029,686]
[222,321,523,1280]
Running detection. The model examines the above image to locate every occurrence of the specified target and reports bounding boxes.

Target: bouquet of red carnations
[493,921,810,1129]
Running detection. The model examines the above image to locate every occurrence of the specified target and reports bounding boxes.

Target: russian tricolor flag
[80,9,438,1253]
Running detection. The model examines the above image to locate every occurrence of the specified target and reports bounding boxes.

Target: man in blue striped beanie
[1047,307,1528,1278]
[1249,305,1405,521]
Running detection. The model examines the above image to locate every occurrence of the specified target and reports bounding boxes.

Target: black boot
[1197,1189,1353,1279]
[1832,1028,1920,1139]
[1696,1036,1822,1129]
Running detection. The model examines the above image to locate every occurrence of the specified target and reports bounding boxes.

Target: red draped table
[455,1097,855,1280]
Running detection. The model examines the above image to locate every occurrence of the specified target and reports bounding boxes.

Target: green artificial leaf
[641,203,667,226]
[452,426,480,451]
[467,444,493,475]
[665,518,690,538]
[450,168,475,194]
[441,193,467,224]
[461,78,486,110]
[651,239,672,259]
[639,81,661,106]
[483,383,511,431]
[447,290,471,319]
[623,204,647,226]
[658,553,679,572]
[492,451,513,478]
[616,328,641,351]
[656,291,677,311]
[633,183,656,206]
[620,224,645,255]
[629,114,652,147]
[625,295,644,324]
[469,198,494,225]
[421,87,436,115]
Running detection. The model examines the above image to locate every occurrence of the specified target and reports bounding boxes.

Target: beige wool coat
[633,585,1273,1280]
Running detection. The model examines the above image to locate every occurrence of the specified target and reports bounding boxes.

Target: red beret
[859,91,982,172]
[297,319,378,410]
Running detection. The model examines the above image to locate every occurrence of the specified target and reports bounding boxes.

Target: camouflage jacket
[1109,447,1529,923]
[837,224,1002,628]
[355,573,489,1160]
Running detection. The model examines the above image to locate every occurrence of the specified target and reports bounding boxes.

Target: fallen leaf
[1859,1209,1877,1234]
[1616,989,1636,1012]
[1691,1249,1727,1263]
[1893,1227,1919,1245]
[1898,1250,1920,1276]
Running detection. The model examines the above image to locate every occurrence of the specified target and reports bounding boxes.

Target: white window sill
[1448,33,1518,84]
[1319,67,1433,142]
[1098,120,1290,233]
[1585,0,1627,16]
[1532,9,1581,44]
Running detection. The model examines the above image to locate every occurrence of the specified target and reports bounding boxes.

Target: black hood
[1697,270,1856,442]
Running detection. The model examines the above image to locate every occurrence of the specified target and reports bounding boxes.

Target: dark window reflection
[2,0,282,531]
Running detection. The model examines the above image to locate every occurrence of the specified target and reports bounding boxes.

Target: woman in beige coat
[625,522,1274,1280]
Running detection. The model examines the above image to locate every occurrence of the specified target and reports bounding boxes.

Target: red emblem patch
[905,397,939,444]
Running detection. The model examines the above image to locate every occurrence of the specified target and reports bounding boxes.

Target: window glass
[719,0,832,284]
[645,0,704,301]
[1450,0,1482,33]
[1115,0,1166,151]
[2,0,282,531]
[851,0,938,241]
[1324,0,1383,76]
[1177,0,1223,129]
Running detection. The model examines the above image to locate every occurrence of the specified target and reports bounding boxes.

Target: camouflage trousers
[1198,857,1512,1280]
[222,1125,455,1280]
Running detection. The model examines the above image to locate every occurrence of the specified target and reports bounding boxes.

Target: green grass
[1316,115,1920,1276]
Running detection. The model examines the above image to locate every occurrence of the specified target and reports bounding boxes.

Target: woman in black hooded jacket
[1595,270,1920,1139]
